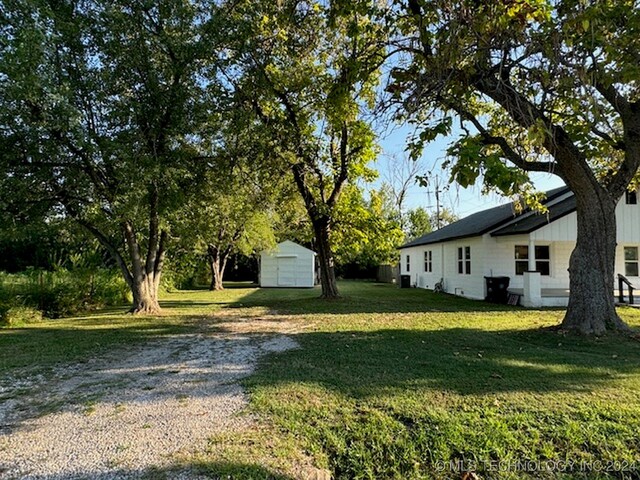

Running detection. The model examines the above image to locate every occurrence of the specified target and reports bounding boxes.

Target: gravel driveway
[0,319,298,479]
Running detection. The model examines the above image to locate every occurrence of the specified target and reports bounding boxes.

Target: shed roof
[262,240,316,255]
[399,186,571,249]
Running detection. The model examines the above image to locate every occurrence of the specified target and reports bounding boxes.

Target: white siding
[400,245,443,290]
[531,214,577,241]
[259,241,315,288]
[616,199,640,243]
[531,196,639,243]
[400,237,486,300]
[483,236,571,290]
[443,238,485,299]
[398,194,640,301]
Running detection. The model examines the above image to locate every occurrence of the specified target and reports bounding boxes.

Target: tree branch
[449,100,557,175]
[122,221,143,283]
[594,79,632,117]
[76,218,133,289]
[327,122,350,208]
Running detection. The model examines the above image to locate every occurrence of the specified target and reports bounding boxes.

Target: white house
[259,241,316,288]
[398,187,640,307]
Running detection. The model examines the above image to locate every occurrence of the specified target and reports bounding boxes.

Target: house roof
[399,186,571,249]
[490,194,576,236]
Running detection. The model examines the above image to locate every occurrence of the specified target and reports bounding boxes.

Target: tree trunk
[122,218,165,315]
[207,244,230,291]
[313,218,340,298]
[561,190,629,334]
[209,254,227,291]
[131,275,161,314]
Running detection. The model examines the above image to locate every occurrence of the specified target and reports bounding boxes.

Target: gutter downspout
[441,243,445,290]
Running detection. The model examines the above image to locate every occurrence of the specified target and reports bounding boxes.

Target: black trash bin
[485,276,510,303]
[400,275,411,288]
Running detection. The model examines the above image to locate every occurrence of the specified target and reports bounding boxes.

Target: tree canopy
[0,0,223,312]
[389,0,640,333]
[222,0,389,297]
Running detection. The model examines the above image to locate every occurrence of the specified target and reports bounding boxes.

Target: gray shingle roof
[399,186,570,249]
[490,194,576,237]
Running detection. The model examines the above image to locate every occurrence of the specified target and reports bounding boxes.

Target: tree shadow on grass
[0,315,211,372]
[159,299,230,309]
[247,327,640,397]
[164,281,532,316]
[224,283,533,315]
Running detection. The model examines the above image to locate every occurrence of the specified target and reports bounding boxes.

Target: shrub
[1,306,43,328]
[0,268,129,319]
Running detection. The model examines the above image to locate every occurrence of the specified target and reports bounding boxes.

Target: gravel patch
[0,327,298,479]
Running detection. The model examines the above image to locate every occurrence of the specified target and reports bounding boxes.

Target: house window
[515,245,551,275]
[624,247,639,276]
[406,254,410,272]
[424,251,432,272]
[457,246,471,275]
[515,245,529,275]
[626,191,637,205]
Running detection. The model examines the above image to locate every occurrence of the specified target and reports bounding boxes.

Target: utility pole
[418,172,445,230]
[434,177,441,230]
[426,176,444,230]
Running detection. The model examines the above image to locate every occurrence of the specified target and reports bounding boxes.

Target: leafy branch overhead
[390,0,640,333]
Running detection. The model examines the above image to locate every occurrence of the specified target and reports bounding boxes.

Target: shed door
[277,257,296,286]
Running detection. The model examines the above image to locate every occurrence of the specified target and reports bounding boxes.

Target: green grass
[3,281,640,479]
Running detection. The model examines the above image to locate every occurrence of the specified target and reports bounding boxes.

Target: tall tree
[390,0,640,334]
[227,0,387,298]
[174,151,282,291]
[405,207,432,241]
[0,0,219,313]
[332,185,405,268]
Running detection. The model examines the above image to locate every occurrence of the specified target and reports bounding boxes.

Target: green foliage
[405,207,432,241]
[0,0,223,303]
[227,0,389,295]
[390,0,640,204]
[332,186,404,267]
[0,269,129,319]
[176,166,279,259]
[1,306,43,328]
[406,117,453,162]
[404,206,458,241]
[171,153,286,287]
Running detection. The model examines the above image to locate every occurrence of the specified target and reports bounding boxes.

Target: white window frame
[424,250,432,273]
[624,246,639,276]
[457,246,471,275]
[515,245,551,276]
[406,254,410,273]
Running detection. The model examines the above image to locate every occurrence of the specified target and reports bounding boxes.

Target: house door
[277,257,296,286]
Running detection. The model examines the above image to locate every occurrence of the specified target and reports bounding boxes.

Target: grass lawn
[3,281,640,479]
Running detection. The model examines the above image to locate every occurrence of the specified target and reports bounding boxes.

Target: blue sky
[373,122,566,219]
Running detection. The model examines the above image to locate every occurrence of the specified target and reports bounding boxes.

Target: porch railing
[618,274,636,305]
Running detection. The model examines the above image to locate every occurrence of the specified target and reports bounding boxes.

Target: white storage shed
[259,241,316,288]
